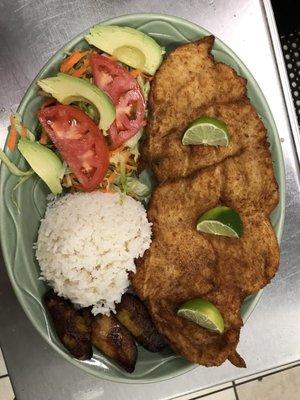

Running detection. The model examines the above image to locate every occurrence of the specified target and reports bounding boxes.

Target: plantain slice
[116,293,166,352]
[91,314,137,373]
[44,289,92,360]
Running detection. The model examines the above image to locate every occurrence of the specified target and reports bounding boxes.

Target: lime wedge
[196,206,243,238]
[182,116,229,146]
[177,298,224,334]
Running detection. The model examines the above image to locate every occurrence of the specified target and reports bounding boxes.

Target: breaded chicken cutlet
[132,36,280,367]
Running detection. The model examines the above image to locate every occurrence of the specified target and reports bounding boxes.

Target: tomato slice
[38,105,109,191]
[90,53,146,149]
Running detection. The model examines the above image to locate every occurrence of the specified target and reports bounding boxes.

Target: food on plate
[182,116,229,147]
[177,298,225,334]
[91,314,137,373]
[1,25,158,195]
[38,73,116,131]
[132,152,279,366]
[90,53,146,149]
[141,36,270,182]
[80,306,94,329]
[60,50,90,75]
[38,105,110,191]
[1,24,281,374]
[44,290,92,360]
[147,96,268,182]
[85,25,164,75]
[132,35,279,368]
[116,293,166,352]
[36,192,152,315]
[17,138,63,194]
[45,290,164,366]
[196,206,243,238]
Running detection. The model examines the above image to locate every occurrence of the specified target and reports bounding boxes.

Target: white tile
[0,377,15,400]
[237,365,300,400]
[172,383,233,400]
[234,361,300,384]
[0,348,7,376]
[201,388,236,400]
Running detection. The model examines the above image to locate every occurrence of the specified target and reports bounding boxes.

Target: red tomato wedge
[90,53,146,150]
[38,105,109,191]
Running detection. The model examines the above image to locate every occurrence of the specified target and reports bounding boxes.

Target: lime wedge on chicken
[182,116,229,146]
[197,206,243,238]
[177,298,224,334]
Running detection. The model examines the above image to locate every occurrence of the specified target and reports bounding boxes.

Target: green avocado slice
[18,138,63,195]
[85,25,163,75]
[38,73,115,131]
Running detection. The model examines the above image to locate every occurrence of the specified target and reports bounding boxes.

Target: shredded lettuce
[125,176,151,199]
[109,150,127,169]
[12,174,34,213]
[114,173,151,200]
[137,75,150,100]
[119,163,128,195]
[72,101,100,124]
[12,113,35,142]
[0,147,34,177]
[124,129,143,149]
[124,128,144,162]
[59,161,70,179]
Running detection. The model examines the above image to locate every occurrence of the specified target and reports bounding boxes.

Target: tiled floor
[172,362,300,400]
[0,346,299,400]
[0,348,14,400]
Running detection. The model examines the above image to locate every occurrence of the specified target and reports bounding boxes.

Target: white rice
[36,192,152,315]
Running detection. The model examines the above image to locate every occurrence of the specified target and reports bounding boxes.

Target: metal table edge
[263,0,300,167]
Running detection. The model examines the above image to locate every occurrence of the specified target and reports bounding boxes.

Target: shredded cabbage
[137,75,150,100]
[125,176,151,199]
[0,147,34,177]
[73,101,100,124]
[12,113,35,142]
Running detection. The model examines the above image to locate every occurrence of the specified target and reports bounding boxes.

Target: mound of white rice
[36,192,152,315]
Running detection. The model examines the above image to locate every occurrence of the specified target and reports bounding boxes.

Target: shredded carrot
[123,152,131,165]
[60,50,89,73]
[107,172,117,184]
[113,144,125,153]
[20,126,27,138]
[70,57,90,77]
[71,65,88,77]
[7,127,18,151]
[39,129,49,145]
[130,69,142,78]
[7,116,18,151]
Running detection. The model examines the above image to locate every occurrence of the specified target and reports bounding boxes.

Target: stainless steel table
[0,1,299,399]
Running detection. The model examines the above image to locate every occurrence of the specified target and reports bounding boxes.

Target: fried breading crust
[132,158,279,366]
[133,36,280,367]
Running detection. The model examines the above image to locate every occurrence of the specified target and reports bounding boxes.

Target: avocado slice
[38,73,115,131]
[18,138,63,195]
[85,25,163,75]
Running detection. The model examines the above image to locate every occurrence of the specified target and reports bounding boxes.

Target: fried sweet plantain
[91,314,137,373]
[80,306,94,328]
[44,290,92,360]
[116,293,166,352]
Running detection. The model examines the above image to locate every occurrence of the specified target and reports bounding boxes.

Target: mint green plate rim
[0,13,285,383]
